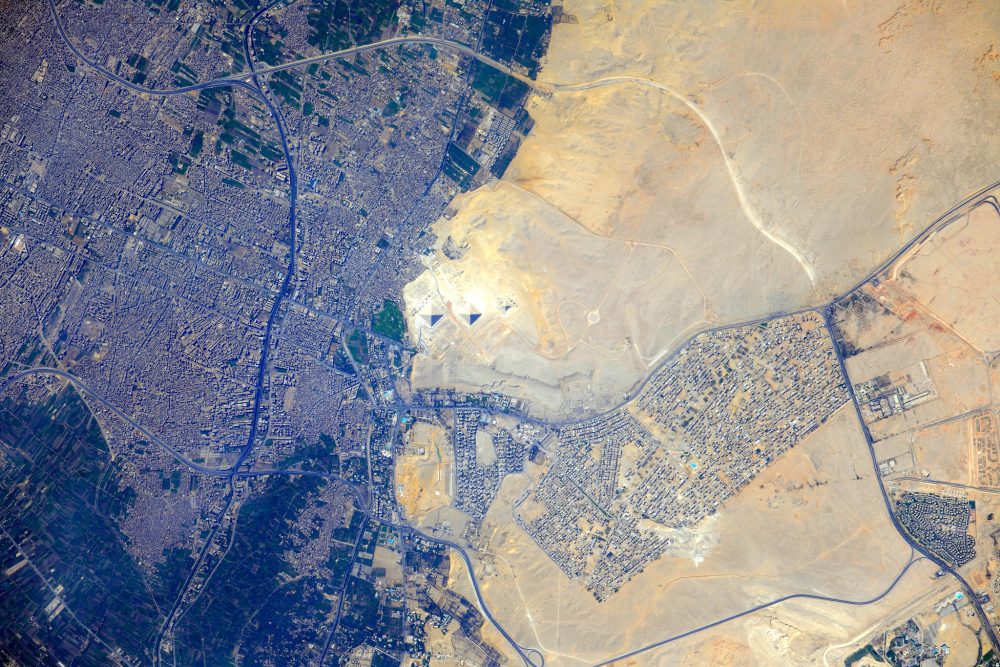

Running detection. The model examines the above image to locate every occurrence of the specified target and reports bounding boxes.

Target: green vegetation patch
[845,644,885,667]
[239,576,335,664]
[0,387,163,663]
[442,142,480,190]
[371,299,405,341]
[171,152,191,175]
[269,72,302,109]
[481,4,552,77]
[471,62,529,109]
[176,475,358,665]
[346,329,369,364]
[259,143,284,162]
[189,129,204,157]
[307,0,399,52]
[276,432,340,473]
[230,149,253,169]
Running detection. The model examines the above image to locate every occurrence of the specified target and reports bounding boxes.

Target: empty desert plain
[406,0,1000,418]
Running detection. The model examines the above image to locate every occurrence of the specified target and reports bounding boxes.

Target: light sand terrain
[830,588,985,667]
[846,192,1000,475]
[407,2,1000,661]
[936,616,981,667]
[845,331,991,442]
[898,203,1000,352]
[406,0,1000,417]
[403,185,708,415]
[395,421,453,520]
[606,570,957,667]
[909,419,971,483]
[822,480,1000,667]
[790,189,1000,663]
[449,407,936,665]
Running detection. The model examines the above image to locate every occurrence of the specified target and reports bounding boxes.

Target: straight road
[317,514,371,667]
[0,367,229,475]
[894,477,1000,496]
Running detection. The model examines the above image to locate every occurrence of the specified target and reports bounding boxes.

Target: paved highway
[42,4,548,663]
[533,187,1000,431]
[44,0,301,658]
[228,0,298,477]
[894,477,1000,496]
[36,0,1000,662]
[44,0,1000,443]
[45,0,300,480]
[411,188,999,432]
[317,514,371,667]
[157,2,299,659]
[154,481,236,667]
[44,0,529,98]
[0,362,542,664]
[398,523,545,667]
[0,367,229,475]
[0,359,970,667]
[594,550,925,666]
[824,307,1000,652]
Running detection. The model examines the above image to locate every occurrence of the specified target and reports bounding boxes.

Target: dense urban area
[2,1,999,666]
[0,0,554,664]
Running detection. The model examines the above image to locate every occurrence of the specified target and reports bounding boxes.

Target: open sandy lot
[897,203,1000,352]
[846,332,991,442]
[841,188,1000,486]
[395,420,453,520]
[908,418,970,483]
[406,2,1000,661]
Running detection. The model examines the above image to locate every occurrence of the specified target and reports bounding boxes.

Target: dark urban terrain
[0,0,552,664]
[4,2,996,666]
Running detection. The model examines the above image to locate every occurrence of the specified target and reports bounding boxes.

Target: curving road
[411,189,1000,432]
[43,2,546,663]
[823,307,1000,652]
[594,551,925,666]
[45,0,301,478]
[46,0,299,660]
[0,363,543,665]
[33,0,1000,663]
[46,0,528,97]
[397,523,544,667]
[0,360,970,667]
